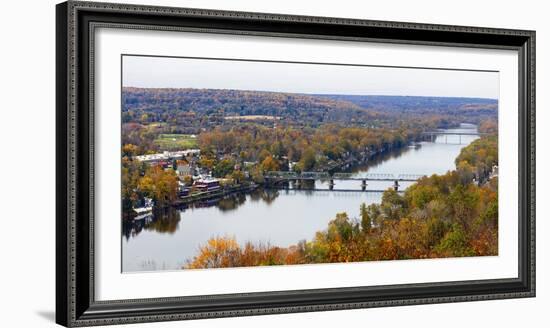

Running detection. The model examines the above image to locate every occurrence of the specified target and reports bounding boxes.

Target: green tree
[250,167,265,184]
[231,170,246,184]
[212,158,235,178]
[270,141,284,158]
[298,147,316,171]
[360,203,371,233]
[407,184,439,209]
[435,224,474,257]
[381,188,406,220]
[448,184,479,231]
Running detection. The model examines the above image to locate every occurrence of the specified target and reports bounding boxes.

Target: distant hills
[319,94,497,116]
[124,87,365,114]
[122,87,497,127]
[123,87,381,126]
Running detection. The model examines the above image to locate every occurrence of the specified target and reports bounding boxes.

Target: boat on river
[133,211,153,221]
[132,198,154,219]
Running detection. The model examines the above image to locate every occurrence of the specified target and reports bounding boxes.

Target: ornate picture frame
[56,1,535,326]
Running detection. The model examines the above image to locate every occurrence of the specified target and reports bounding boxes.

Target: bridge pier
[264,172,423,192]
[283,181,290,190]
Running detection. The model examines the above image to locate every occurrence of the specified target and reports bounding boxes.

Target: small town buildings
[157,160,171,168]
[490,165,499,179]
[134,149,200,164]
[194,177,221,193]
[178,181,191,196]
[243,161,258,168]
[176,163,194,177]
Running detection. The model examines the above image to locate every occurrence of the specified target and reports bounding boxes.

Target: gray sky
[122,55,499,99]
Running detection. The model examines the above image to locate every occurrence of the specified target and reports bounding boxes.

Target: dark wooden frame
[56,1,536,326]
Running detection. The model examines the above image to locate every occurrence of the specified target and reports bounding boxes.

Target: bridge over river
[422,130,486,144]
[264,171,426,191]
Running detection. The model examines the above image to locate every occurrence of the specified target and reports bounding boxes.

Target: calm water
[122,124,479,272]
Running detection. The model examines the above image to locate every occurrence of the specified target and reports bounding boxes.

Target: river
[122,123,479,272]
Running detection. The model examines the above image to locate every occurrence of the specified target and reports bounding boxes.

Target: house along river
[122,123,479,272]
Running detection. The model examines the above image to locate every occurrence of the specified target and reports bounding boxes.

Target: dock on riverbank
[172,183,259,206]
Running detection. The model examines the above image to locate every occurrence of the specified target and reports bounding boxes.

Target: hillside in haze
[122,88,497,131]
[123,87,381,124]
[320,94,497,116]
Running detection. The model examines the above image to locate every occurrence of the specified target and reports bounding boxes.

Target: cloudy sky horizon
[122,55,499,99]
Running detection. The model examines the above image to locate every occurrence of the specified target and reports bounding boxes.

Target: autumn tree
[479,119,498,134]
[122,143,138,158]
[455,135,498,183]
[198,156,216,171]
[186,237,242,269]
[138,165,178,205]
[182,175,193,186]
[121,157,143,213]
[260,155,280,172]
[250,166,265,184]
[231,170,246,184]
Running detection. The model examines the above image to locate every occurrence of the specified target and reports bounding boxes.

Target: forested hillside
[122,88,498,132]
[122,87,384,128]
[320,94,497,116]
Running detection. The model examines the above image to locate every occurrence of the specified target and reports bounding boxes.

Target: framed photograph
[56,1,535,326]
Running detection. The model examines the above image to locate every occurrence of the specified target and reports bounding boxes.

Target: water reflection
[216,193,247,212]
[122,207,181,240]
[249,188,281,205]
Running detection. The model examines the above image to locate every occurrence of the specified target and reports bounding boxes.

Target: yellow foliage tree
[260,155,280,172]
[186,237,242,269]
[138,165,178,205]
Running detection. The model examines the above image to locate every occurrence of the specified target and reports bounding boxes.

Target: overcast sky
[122,55,499,99]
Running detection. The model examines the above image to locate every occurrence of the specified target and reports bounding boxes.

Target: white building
[176,163,194,177]
[135,149,200,163]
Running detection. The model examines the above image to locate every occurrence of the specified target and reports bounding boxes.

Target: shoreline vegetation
[185,135,498,269]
